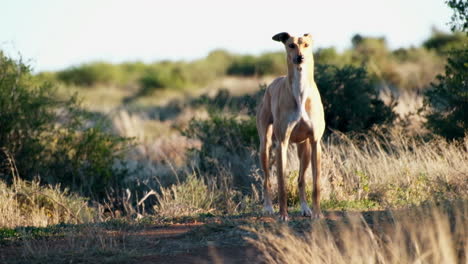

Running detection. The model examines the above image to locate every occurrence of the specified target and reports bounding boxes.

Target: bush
[314,47,352,67]
[424,49,468,140]
[226,52,284,77]
[423,30,467,54]
[57,62,121,87]
[256,52,285,76]
[0,51,131,199]
[183,114,259,191]
[315,64,396,132]
[227,55,257,76]
[191,88,264,115]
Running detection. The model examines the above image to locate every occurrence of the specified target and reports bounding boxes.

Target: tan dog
[256,32,325,221]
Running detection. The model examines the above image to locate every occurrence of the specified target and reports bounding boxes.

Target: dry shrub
[153,174,218,217]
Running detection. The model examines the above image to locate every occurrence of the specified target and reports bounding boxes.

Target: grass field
[1,26,467,262]
[1,74,467,263]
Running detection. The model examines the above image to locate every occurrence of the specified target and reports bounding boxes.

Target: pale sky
[1,0,452,72]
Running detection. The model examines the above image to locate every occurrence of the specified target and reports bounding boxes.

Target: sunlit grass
[248,201,467,264]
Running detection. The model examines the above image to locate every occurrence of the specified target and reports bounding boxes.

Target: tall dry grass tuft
[248,202,467,264]
[0,148,96,228]
[317,130,468,206]
[0,178,96,228]
[153,173,218,217]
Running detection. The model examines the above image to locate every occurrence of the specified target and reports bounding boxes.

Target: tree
[424,50,468,139]
[446,0,468,33]
[423,1,468,139]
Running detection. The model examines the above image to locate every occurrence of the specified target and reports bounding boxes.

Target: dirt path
[0,211,395,264]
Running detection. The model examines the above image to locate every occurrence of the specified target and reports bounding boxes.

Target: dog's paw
[311,210,324,220]
[300,202,313,217]
[263,204,275,215]
[278,214,289,222]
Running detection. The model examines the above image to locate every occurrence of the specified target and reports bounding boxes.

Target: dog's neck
[287,59,315,119]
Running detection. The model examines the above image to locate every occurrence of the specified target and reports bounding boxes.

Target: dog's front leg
[311,140,323,219]
[275,124,294,221]
[276,140,289,221]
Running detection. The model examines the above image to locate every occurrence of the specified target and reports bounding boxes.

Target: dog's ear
[272,32,290,43]
[303,33,312,40]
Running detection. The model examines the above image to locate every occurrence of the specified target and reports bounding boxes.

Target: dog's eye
[304,43,309,48]
[288,44,295,49]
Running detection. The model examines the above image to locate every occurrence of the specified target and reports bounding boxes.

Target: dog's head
[272,32,313,66]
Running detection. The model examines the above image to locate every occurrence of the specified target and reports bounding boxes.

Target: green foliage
[183,113,259,190]
[315,64,396,132]
[446,0,468,32]
[44,126,131,197]
[57,62,121,87]
[351,34,389,65]
[424,49,468,140]
[204,49,235,76]
[256,52,285,76]
[423,1,468,140]
[227,55,257,76]
[191,88,264,115]
[321,199,379,210]
[138,63,187,93]
[423,29,467,54]
[46,32,455,94]
[226,52,284,76]
[314,47,352,67]
[0,51,131,198]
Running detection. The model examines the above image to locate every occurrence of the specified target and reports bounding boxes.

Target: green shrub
[314,47,352,67]
[424,49,468,140]
[226,52,284,76]
[191,88,264,115]
[256,52,285,76]
[203,49,234,77]
[315,64,396,132]
[0,51,131,199]
[57,62,121,87]
[350,34,389,65]
[423,30,467,54]
[183,114,259,191]
[138,63,188,94]
[227,55,257,76]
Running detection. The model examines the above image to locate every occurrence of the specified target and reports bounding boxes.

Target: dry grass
[153,173,219,217]
[248,202,467,264]
[110,99,467,213]
[0,178,96,228]
[264,129,468,210]
[320,130,468,206]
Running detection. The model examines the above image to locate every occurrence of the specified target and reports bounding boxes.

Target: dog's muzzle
[294,55,304,64]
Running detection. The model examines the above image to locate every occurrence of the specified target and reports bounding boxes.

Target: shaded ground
[0,210,407,264]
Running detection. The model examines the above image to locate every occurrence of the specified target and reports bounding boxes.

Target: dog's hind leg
[297,139,312,217]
